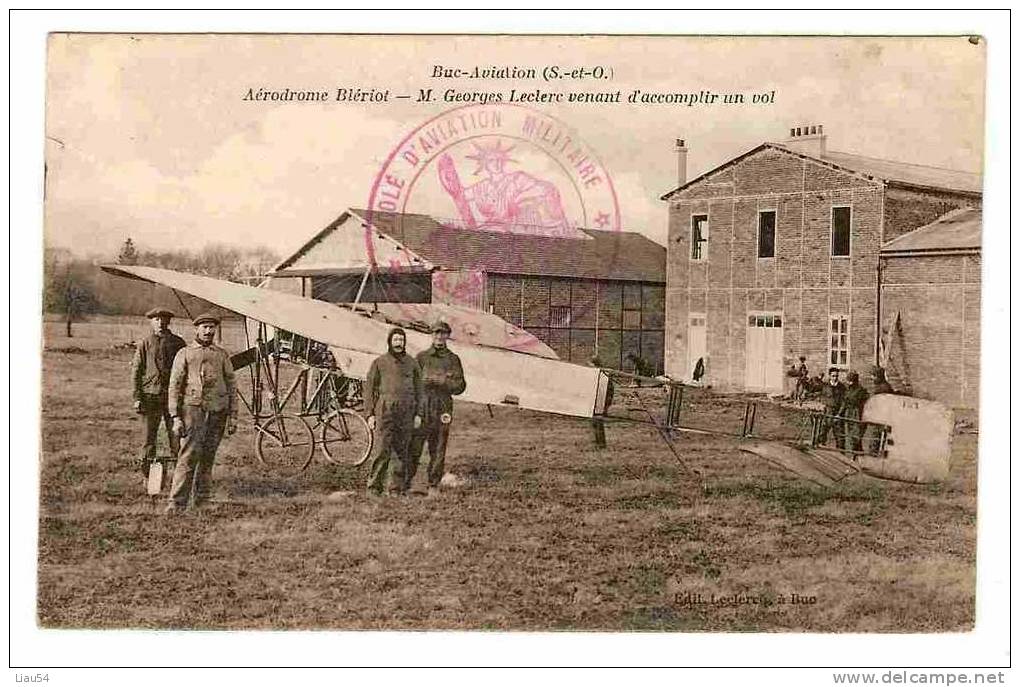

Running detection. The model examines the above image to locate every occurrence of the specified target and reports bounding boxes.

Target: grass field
[37,317,977,631]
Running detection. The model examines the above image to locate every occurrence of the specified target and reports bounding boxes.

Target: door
[745,312,784,393]
[687,314,706,381]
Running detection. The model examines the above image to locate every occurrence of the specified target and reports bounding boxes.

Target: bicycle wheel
[319,409,373,466]
[255,414,315,477]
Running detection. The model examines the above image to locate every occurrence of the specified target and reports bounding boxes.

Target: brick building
[879,207,981,408]
[661,126,982,407]
[270,209,667,372]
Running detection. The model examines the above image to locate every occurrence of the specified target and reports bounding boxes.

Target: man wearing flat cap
[815,366,846,447]
[165,312,237,512]
[407,320,466,495]
[840,370,870,456]
[131,307,186,477]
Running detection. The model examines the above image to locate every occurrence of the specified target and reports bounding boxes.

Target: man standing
[870,365,895,395]
[840,370,870,455]
[408,321,466,495]
[131,307,186,476]
[794,356,809,403]
[166,313,237,513]
[816,367,846,447]
[364,327,423,496]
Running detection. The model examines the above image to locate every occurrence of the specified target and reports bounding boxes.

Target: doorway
[745,312,784,393]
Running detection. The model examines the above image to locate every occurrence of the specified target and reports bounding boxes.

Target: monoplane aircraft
[101,264,954,487]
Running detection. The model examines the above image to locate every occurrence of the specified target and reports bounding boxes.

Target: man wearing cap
[165,312,237,512]
[364,327,424,496]
[131,307,186,476]
[840,370,870,456]
[407,320,466,495]
[815,367,846,447]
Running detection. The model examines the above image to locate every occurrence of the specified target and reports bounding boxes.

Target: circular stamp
[363,103,621,356]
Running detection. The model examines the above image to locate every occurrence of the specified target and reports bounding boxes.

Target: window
[691,214,708,261]
[550,306,571,328]
[757,210,776,258]
[747,314,782,328]
[622,285,642,330]
[829,316,849,367]
[831,206,851,257]
[622,309,642,330]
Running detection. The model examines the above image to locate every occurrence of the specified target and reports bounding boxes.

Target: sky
[44,34,986,259]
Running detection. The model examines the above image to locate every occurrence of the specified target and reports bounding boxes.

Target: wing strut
[630,387,703,484]
[351,264,372,311]
[172,288,193,320]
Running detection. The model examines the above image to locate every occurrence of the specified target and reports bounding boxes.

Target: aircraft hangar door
[745,312,784,393]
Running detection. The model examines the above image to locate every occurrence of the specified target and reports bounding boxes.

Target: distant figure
[692,357,706,384]
[131,307,185,478]
[407,320,466,496]
[870,365,895,395]
[816,367,846,447]
[364,327,423,496]
[864,366,894,454]
[840,370,870,455]
[794,356,809,403]
[588,355,612,449]
[166,313,236,513]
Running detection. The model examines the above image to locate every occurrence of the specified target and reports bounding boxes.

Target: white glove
[367,415,376,430]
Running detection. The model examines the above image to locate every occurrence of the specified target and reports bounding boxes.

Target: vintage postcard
[36,30,990,650]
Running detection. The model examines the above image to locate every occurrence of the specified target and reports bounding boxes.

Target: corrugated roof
[881,207,981,253]
[349,209,666,282]
[820,150,982,195]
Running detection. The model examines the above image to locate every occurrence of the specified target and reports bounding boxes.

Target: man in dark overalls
[131,307,186,477]
[840,370,870,456]
[816,367,846,447]
[364,327,423,496]
[407,321,466,495]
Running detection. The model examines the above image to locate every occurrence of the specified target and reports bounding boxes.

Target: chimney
[675,138,688,187]
[784,123,827,157]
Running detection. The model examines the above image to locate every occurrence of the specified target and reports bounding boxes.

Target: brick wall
[883,186,982,243]
[665,147,883,390]
[880,253,980,408]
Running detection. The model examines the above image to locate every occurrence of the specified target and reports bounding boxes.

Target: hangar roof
[278,209,666,283]
[881,207,982,254]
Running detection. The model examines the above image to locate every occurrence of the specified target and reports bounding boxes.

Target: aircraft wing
[354,302,558,360]
[100,264,606,418]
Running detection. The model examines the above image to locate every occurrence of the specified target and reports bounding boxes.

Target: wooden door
[745,312,784,393]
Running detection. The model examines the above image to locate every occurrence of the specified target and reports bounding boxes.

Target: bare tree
[44,248,100,336]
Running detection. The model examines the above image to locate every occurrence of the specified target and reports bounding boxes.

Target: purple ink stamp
[363,103,621,353]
